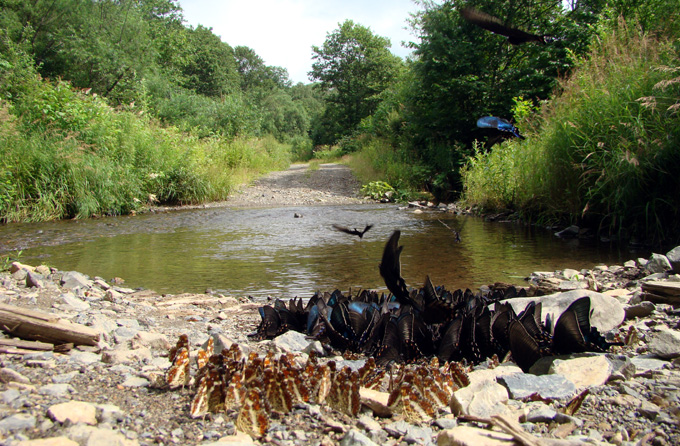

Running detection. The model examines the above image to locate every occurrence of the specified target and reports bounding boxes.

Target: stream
[0,203,647,299]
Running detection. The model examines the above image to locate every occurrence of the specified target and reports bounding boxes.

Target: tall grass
[0,78,290,222]
[461,24,680,244]
[347,134,432,200]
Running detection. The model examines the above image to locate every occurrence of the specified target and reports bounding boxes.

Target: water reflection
[0,204,646,299]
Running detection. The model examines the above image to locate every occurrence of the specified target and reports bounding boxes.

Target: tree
[401,0,596,194]
[234,45,290,93]
[180,25,239,98]
[310,20,403,145]
[1,0,158,105]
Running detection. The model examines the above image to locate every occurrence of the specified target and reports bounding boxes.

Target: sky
[178,0,426,85]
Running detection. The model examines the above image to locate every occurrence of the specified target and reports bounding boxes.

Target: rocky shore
[0,244,679,446]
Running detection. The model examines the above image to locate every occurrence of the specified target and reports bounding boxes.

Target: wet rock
[555,225,580,238]
[498,373,576,400]
[646,254,672,274]
[548,356,612,392]
[647,328,680,359]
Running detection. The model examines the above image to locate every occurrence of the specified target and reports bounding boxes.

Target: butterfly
[190,362,225,418]
[332,224,373,238]
[166,334,190,389]
[236,388,270,438]
[326,366,360,417]
[197,336,214,371]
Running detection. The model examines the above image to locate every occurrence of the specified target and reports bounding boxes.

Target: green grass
[0,83,290,222]
[347,135,432,201]
[460,25,680,244]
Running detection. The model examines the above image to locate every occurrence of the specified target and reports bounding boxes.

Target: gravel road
[225,163,366,207]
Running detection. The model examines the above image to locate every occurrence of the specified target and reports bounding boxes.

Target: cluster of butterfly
[252,230,621,373]
[252,289,621,374]
[165,335,470,438]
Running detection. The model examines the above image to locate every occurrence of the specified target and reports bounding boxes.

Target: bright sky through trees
[179,0,423,84]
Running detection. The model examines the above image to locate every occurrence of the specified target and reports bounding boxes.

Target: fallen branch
[454,414,584,446]
[0,303,99,347]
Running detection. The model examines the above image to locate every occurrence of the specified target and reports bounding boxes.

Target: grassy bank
[0,80,290,222]
[460,25,680,245]
[345,135,433,202]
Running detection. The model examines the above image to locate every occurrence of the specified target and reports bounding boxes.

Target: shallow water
[0,203,647,299]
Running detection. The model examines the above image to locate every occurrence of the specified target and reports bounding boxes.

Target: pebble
[0,247,679,445]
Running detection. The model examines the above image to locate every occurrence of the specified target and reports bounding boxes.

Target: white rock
[60,293,90,311]
[548,356,612,392]
[437,426,515,446]
[505,290,625,331]
[48,401,98,425]
[131,331,170,351]
[272,330,312,353]
[451,377,512,419]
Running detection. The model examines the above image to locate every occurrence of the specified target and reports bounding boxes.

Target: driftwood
[0,303,99,347]
[642,281,680,304]
[0,338,54,351]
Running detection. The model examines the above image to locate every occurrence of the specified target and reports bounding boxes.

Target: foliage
[1,250,22,271]
[347,134,430,200]
[179,25,240,98]
[360,181,395,200]
[0,61,290,222]
[461,24,680,244]
[399,0,598,196]
[310,20,403,145]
